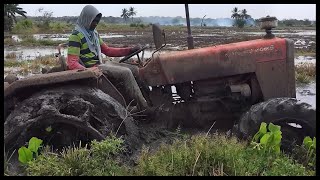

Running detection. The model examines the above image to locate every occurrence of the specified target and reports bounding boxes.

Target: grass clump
[26,135,129,176]
[5,52,17,59]
[4,59,26,67]
[4,38,16,46]
[14,132,315,176]
[18,35,66,46]
[295,63,316,83]
[30,55,60,67]
[134,134,313,176]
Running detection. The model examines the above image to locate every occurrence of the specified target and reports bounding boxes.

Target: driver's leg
[98,63,149,111]
[104,60,139,77]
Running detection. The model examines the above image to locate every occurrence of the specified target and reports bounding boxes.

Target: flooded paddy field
[3,26,316,176]
[4,27,316,109]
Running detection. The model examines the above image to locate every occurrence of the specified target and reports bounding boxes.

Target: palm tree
[4,4,27,31]
[231,7,240,20]
[128,7,137,23]
[240,9,251,19]
[120,8,129,24]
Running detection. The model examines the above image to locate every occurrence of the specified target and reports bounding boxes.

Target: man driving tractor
[67,5,149,114]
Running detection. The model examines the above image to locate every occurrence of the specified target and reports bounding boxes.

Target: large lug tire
[234,97,316,151]
[4,85,140,153]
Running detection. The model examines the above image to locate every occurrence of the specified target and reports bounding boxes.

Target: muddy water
[238,30,316,36]
[4,47,61,61]
[296,82,316,109]
[11,33,142,42]
[4,30,316,108]
[4,55,316,109]
[4,47,166,61]
[295,56,316,65]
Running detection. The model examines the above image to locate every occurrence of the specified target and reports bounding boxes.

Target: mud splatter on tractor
[4,17,315,159]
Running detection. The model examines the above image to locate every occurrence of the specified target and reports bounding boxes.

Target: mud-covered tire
[4,85,140,152]
[234,97,316,151]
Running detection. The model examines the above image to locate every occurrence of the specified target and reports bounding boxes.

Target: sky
[19,4,316,21]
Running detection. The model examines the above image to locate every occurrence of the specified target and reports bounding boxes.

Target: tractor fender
[4,68,126,107]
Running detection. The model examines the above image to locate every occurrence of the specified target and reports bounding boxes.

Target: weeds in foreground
[135,133,313,176]
[20,133,314,176]
[292,136,316,171]
[4,148,16,176]
[26,135,128,176]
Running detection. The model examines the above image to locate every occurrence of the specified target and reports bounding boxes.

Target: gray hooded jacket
[75,5,102,62]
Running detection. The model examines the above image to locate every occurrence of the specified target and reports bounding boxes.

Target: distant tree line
[15,15,316,27]
[6,4,315,33]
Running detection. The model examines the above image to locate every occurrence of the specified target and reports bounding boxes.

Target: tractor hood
[139,38,287,86]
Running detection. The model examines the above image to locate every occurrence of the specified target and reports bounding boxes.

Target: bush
[233,19,246,28]
[12,19,35,34]
[129,23,147,28]
[49,22,70,32]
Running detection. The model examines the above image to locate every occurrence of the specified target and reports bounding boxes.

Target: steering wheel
[119,44,150,63]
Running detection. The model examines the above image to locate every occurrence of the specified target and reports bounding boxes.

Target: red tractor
[4,16,315,154]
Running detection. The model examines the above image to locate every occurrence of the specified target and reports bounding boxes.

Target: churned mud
[4,27,316,174]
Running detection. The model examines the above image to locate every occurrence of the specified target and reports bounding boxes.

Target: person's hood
[77,5,101,30]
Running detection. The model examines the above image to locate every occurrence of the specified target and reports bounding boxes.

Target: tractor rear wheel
[4,85,140,153]
[234,97,316,152]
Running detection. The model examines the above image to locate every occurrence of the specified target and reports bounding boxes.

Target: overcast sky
[19,4,316,20]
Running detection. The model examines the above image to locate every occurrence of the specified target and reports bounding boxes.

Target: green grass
[26,136,129,176]
[20,134,314,176]
[295,52,316,57]
[134,134,313,176]
[17,36,66,47]
[5,55,59,68]
[4,59,27,67]
[4,55,60,77]
[295,48,316,56]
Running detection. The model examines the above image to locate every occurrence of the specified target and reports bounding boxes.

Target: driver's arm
[99,36,137,57]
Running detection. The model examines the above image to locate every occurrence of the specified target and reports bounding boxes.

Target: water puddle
[237,30,316,36]
[10,33,143,43]
[194,34,224,37]
[4,44,316,110]
[295,56,316,65]
[4,46,171,61]
[4,47,62,61]
[296,82,316,109]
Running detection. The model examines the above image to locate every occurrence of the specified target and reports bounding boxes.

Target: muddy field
[6,27,316,51]
[4,27,316,175]
[4,27,317,108]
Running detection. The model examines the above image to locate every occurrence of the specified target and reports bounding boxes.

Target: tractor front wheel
[234,97,316,152]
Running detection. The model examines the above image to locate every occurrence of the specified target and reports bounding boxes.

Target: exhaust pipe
[185,4,194,49]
